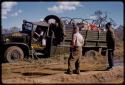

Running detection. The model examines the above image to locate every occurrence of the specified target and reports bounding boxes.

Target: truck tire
[85,50,97,60]
[44,15,64,43]
[4,46,24,63]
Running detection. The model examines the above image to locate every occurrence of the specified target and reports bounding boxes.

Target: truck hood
[3,32,28,37]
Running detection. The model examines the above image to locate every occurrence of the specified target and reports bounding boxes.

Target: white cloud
[40,18,43,21]
[2,2,17,19]
[11,10,22,17]
[48,2,82,13]
[11,12,18,16]
[58,2,81,6]
[2,15,7,19]
[89,15,97,19]
[18,10,22,13]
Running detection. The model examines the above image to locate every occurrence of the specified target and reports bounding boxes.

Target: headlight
[4,38,10,42]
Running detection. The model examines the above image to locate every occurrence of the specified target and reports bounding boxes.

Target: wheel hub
[10,50,20,61]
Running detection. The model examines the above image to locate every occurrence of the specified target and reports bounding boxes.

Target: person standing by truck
[106,22,115,70]
[67,24,84,74]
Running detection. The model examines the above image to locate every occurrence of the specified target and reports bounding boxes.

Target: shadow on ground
[44,68,67,71]
[22,72,52,77]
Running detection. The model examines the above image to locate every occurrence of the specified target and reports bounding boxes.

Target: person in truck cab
[33,26,44,42]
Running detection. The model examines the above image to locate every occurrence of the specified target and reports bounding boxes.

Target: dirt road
[2,57,124,84]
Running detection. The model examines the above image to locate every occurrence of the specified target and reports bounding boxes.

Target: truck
[0,15,107,63]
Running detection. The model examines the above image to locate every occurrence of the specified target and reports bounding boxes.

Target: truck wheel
[85,50,97,60]
[4,46,24,63]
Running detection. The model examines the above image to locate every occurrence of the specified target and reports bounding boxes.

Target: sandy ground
[2,55,124,84]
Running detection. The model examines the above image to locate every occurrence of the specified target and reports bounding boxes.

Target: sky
[1,1,124,29]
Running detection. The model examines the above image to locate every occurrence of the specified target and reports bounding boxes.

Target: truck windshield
[23,22,33,31]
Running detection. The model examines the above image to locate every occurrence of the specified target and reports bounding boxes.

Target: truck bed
[64,30,107,48]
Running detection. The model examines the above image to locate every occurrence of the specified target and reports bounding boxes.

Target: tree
[2,27,20,34]
[2,28,10,34]
[10,27,20,33]
[92,10,116,29]
[115,25,123,41]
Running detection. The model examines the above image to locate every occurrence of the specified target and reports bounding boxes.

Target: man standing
[67,25,84,74]
[106,22,115,70]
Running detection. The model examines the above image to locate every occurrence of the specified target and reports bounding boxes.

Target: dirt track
[2,56,124,84]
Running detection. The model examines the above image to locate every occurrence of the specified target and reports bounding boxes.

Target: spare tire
[44,15,64,44]
[44,15,64,31]
[4,46,24,63]
[44,15,61,24]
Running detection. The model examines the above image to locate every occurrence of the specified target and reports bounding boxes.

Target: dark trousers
[107,49,114,68]
[68,47,82,72]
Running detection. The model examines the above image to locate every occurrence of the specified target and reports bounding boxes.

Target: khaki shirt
[72,32,84,47]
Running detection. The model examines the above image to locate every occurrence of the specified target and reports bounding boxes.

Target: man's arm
[71,34,76,48]
[112,29,116,49]
[34,32,40,37]
[110,28,115,39]
[112,30,115,39]
[82,38,84,46]
[110,28,115,50]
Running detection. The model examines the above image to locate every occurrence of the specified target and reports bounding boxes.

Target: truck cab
[1,15,65,63]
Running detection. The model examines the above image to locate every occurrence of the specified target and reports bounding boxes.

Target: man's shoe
[67,71,73,75]
[69,72,73,75]
[74,70,80,74]
[65,70,73,75]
